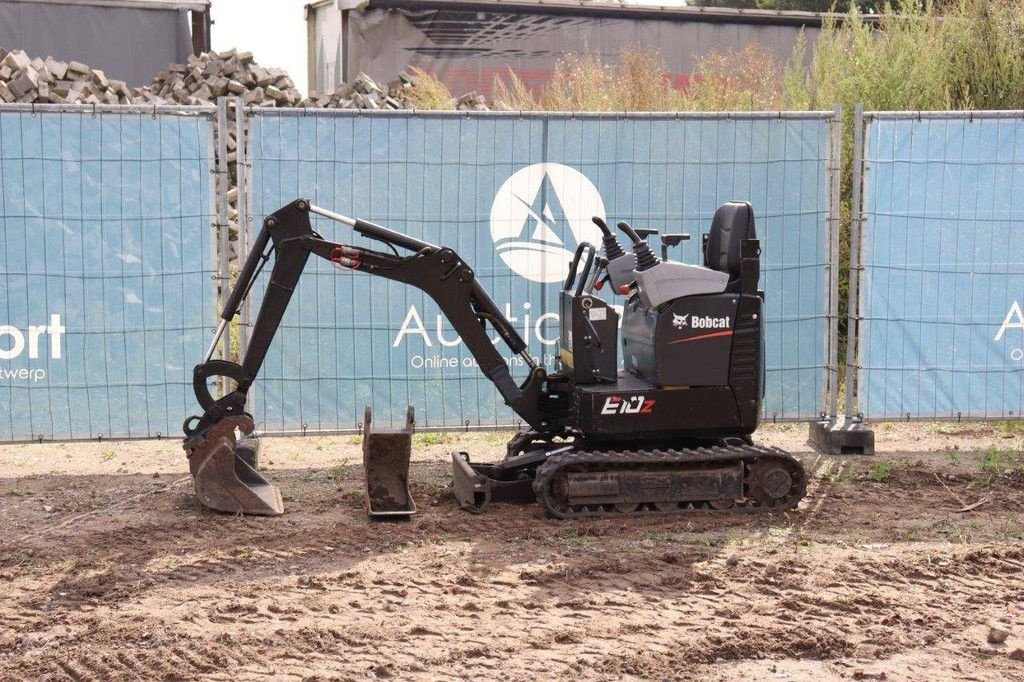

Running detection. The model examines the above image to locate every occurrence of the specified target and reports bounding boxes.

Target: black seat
[704,201,755,292]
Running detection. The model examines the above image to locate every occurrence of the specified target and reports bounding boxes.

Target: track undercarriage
[453,432,807,518]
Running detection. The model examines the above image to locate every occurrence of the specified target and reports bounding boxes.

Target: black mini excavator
[183,198,806,519]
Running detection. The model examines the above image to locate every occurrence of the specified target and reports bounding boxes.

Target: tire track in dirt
[592,544,1024,676]
[4,449,1024,681]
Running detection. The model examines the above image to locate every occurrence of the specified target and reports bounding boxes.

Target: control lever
[617,221,659,272]
[633,227,658,242]
[594,216,636,295]
[592,217,626,260]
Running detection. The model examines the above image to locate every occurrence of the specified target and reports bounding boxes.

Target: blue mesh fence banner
[245,110,834,431]
[0,106,217,441]
[859,113,1024,420]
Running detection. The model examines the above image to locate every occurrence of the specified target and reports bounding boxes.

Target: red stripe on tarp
[667,330,734,344]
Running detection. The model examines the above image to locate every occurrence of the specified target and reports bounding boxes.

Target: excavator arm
[182,199,555,515]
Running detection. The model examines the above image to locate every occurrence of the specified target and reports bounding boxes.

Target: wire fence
[12,103,1022,441]
[242,109,837,433]
[0,104,218,441]
[857,111,1024,420]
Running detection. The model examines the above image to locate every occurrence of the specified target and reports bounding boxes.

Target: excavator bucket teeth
[184,415,284,516]
[362,406,416,518]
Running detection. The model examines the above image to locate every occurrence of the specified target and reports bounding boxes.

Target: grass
[867,461,897,483]
[555,526,596,549]
[980,447,1024,473]
[304,469,330,483]
[414,432,455,447]
[994,421,1024,436]
[401,67,456,109]
[481,0,1024,379]
[4,489,34,497]
[824,461,855,486]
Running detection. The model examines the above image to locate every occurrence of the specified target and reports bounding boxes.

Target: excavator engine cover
[362,405,416,518]
[183,414,284,516]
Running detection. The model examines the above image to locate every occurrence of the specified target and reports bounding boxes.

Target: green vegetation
[994,421,1024,436]
[401,67,456,109]
[980,447,1024,473]
[482,2,1024,115]
[555,526,596,549]
[867,461,897,483]
[413,432,455,447]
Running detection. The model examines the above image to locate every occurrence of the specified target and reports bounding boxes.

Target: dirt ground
[2,422,1024,681]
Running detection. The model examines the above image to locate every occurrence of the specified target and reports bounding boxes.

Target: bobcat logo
[672,313,689,330]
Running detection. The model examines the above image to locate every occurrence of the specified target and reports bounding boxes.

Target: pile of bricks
[300,72,408,109]
[145,49,303,107]
[0,47,134,104]
[0,44,493,112]
[0,47,306,107]
[455,92,489,111]
[301,71,491,111]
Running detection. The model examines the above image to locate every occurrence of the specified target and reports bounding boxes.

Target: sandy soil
[2,422,1024,681]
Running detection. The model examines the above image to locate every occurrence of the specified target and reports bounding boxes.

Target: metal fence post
[808,103,875,455]
[845,104,865,420]
[215,98,232,395]
[827,104,842,419]
[235,97,251,361]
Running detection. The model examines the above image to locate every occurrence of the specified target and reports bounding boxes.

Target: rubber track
[533,444,807,519]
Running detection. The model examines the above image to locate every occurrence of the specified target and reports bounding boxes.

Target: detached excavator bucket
[183,415,284,516]
[362,406,416,519]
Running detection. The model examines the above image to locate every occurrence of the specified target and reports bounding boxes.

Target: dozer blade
[451,452,537,513]
[183,414,283,516]
[362,406,416,519]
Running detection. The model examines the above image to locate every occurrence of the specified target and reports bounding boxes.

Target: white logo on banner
[995,301,1024,362]
[489,163,606,283]
[0,313,64,383]
[995,301,1024,342]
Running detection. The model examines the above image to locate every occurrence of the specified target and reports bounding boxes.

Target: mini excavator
[183,198,806,519]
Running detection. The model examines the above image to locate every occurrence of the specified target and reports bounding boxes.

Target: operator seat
[704,201,755,293]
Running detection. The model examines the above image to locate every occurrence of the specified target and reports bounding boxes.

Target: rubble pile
[144,50,303,107]
[0,44,492,111]
[0,47,135,104]
[301,71,490,111]
[300,72,410,109]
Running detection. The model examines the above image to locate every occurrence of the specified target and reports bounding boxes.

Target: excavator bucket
[183,414,284,516]
[362,405,416,518]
